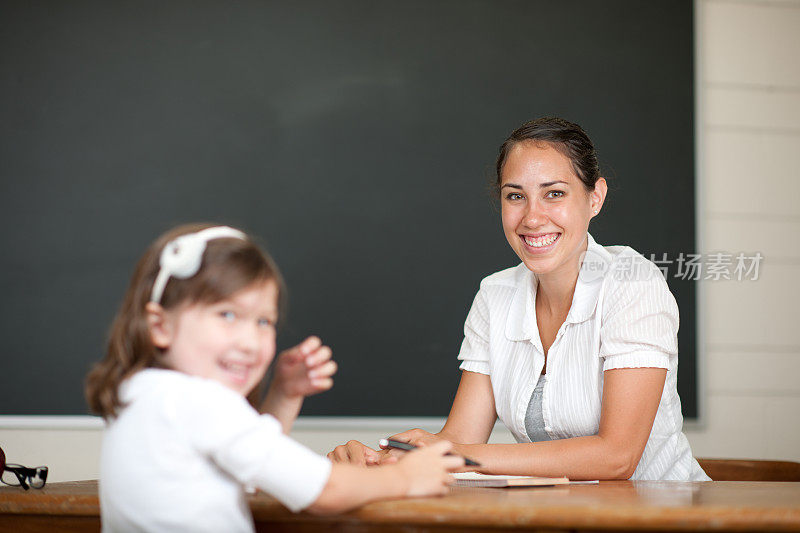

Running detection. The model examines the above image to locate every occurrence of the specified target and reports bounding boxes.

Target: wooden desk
[2,480,800,532]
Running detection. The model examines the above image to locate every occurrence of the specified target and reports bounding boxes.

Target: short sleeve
[599,259,679,372]
[178,381,331,512]
[457,289,491,375]
[214,415,331,512]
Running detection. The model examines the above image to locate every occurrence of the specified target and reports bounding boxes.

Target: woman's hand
[327,440,397,466]
[272,336,337,399]
[387,428,448,449]
[383,429,472,466]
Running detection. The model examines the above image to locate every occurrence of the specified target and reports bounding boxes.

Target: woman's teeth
[524,233,559,247]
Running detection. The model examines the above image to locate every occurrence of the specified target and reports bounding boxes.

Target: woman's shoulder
[592,238,667,287]
[593,241,678,314]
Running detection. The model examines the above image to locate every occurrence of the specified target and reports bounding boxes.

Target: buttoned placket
[541,321,570,439]
[521,302,571,442]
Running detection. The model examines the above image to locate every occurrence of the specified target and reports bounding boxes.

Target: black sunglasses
[0,446,48,490]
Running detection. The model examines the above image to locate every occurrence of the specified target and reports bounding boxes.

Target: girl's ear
[145,302,173,349]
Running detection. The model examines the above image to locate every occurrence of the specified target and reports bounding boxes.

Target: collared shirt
[457,234,710,481]
[100,369,332,532]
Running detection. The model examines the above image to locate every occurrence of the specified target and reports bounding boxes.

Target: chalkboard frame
[0,0,698,421]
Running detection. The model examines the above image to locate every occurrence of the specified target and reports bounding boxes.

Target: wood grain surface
[2,479,800,532]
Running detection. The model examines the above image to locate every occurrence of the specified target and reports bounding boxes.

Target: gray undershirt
[524,374,552,442]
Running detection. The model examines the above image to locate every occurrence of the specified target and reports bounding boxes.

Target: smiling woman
[329,117,710,482]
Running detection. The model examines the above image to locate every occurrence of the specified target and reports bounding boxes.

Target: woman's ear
[145,302,173,349]
[590,177,608,216]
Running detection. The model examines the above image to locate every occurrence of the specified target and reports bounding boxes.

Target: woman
[330,117,709,481]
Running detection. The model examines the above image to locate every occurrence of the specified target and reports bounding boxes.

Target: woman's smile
[520,232,561,252]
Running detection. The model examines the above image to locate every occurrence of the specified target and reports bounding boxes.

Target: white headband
[150,226,247,304]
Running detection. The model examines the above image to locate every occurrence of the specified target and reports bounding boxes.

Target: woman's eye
[545,190,564,199]
[505,192,524,201]
[219,311,236,322]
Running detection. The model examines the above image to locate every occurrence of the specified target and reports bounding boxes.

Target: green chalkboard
[0,0,696,418]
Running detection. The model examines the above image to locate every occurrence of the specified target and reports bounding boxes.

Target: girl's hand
[327,440,397,466]
[394,441,464,497]
[272,336,337,399]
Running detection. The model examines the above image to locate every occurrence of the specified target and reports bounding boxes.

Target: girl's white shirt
[457,233,710,481]
[100,368,331,533]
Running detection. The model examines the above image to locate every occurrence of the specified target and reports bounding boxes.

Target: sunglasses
[0,446,48,490]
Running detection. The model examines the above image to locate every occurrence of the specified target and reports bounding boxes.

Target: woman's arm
[437,370,497,444]
[396,367,666,480]
[462,367,665,479]
[448,257,674,479]
[327,370,497,465]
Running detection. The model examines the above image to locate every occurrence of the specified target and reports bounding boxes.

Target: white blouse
[457,234,710,481]
[100,369,332,532]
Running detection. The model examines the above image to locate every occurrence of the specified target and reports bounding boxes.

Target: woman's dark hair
[495,117,600,193]
[85,223,284,420]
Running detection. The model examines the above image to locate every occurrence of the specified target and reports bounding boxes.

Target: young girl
[86,223,463,532]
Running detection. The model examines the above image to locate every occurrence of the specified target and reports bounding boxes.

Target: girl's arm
[259,384,304,435]
[260,336,337,434]
[395,367,666,480]
[307,441,464,514]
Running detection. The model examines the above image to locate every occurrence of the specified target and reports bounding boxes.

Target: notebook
[452,472,571,488]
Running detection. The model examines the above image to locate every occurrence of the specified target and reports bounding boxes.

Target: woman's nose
[523,199,546,227]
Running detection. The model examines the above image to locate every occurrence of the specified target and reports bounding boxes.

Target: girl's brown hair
[85,223,283,420]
